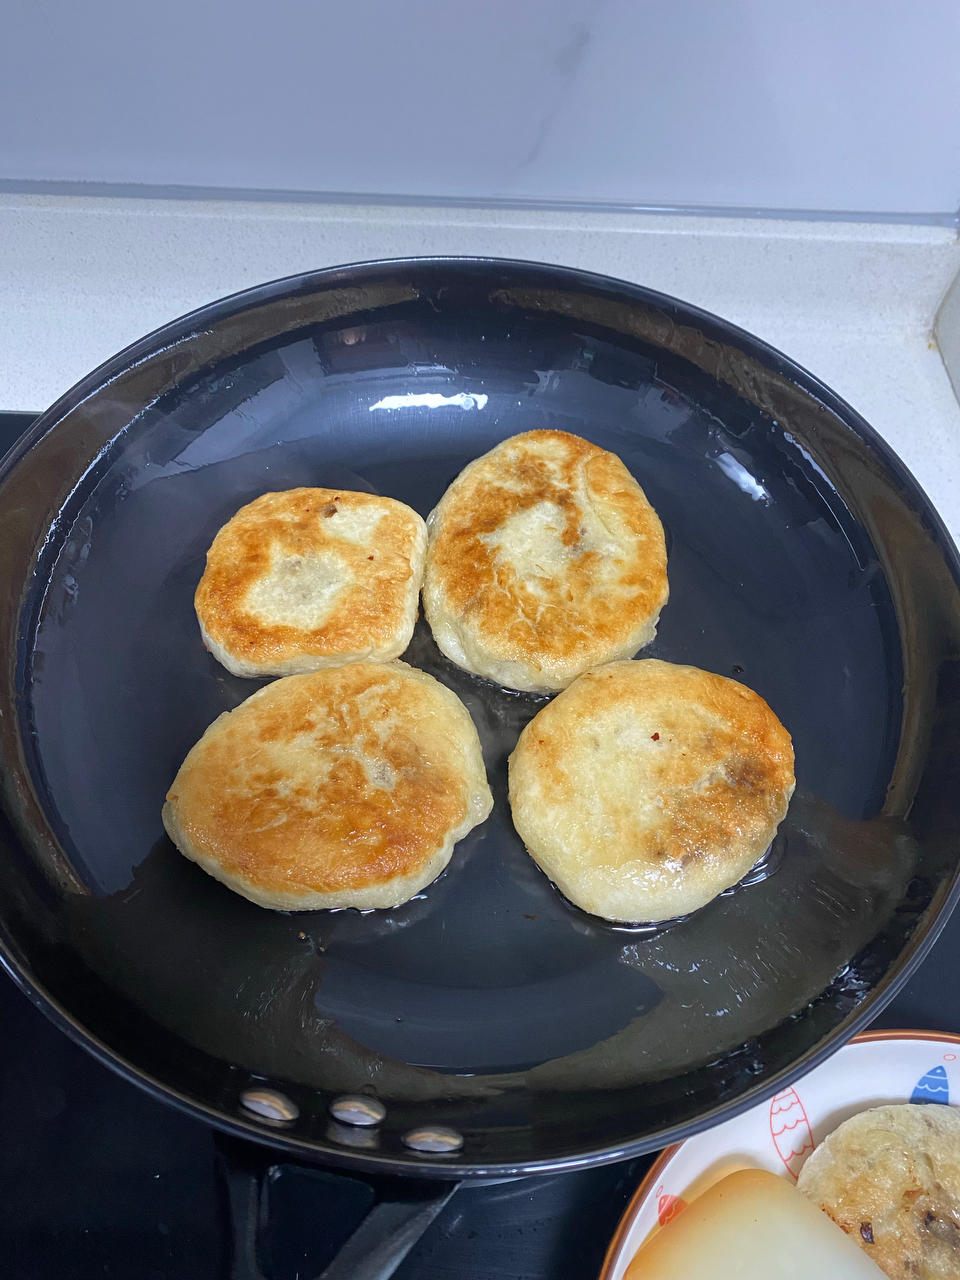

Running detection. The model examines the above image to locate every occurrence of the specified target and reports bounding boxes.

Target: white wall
[2,0,958,215]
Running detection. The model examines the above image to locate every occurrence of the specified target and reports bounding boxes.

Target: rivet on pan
[329,1094,386,1127]
[240,1087,300,1125]
[401,1125,464,1154]
[326,1121,380,1151]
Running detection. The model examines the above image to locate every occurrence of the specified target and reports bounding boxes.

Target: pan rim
[3,905,960,1179]
[2,254,960,1177]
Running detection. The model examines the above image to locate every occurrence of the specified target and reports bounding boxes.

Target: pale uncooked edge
[518,799,792,923]
[424,585,662,693]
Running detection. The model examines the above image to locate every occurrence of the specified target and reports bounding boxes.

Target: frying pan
[2,258,960,1275]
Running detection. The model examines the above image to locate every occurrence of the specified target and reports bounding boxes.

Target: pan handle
[216,1135,459,1280]
[314,1181,458,1280]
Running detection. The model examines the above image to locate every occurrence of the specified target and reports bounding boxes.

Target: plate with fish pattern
[600,1029,960,1279]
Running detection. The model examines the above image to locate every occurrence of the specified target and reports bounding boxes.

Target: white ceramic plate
[600,1029,960,1279]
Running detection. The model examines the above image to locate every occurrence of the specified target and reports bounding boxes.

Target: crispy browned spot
[195,488,422,667]
[425,430,668,672]
[166,665,473,894]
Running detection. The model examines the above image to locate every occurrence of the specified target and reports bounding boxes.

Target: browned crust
[798,1104,960,1280]
[423,430,668,688]
[508,659,795,921]
[164,662,490,901]
[195,488,424,670]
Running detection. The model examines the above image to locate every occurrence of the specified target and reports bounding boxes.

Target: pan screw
[326,1121,380,1150]
[239,1087,300,1125]
[329,1094,386,1127]
[402,1125,464,1154]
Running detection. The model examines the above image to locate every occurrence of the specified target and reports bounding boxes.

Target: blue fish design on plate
[911,1064,949,1104]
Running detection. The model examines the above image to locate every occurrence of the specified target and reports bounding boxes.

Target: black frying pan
[2,259,960,1274]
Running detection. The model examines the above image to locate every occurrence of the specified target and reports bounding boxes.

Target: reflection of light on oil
[782,430,868,570]
[715,452,771,503]
[369,392,488,412]
[325,1121,380,1150]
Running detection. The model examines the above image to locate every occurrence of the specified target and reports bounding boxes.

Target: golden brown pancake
[508,659,795,922]
[798,1104,960,1280]
[422,430,668,692]
[195,487,427,677]
[162,661,492,910]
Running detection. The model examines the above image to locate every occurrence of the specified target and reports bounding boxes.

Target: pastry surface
[508,659,795,922]
[422,430,668,691]
[798,1103,960,1280]
[163,661,493,910]
[195,487,426,677]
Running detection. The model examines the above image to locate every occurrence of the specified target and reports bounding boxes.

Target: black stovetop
[2,410,959,1279]
[5,916,960,1280]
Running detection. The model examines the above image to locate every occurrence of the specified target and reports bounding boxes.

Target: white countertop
[3,193,959,538]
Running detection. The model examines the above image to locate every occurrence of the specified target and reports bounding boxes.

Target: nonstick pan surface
[1,257,959,1178]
